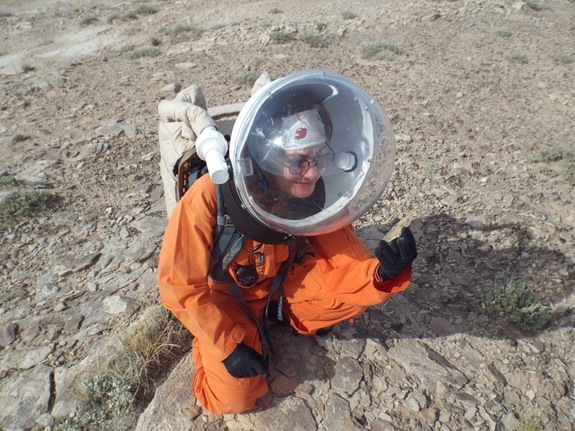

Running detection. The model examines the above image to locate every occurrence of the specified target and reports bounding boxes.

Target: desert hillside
[0,1,574,430]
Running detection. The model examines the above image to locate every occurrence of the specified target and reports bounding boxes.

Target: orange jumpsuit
[158,174,412,414]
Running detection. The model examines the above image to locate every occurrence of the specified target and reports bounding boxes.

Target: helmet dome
[229,70,396,237]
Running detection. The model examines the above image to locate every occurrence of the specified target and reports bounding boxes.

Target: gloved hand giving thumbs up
[374,227,417,280]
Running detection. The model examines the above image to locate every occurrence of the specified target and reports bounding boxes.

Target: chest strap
[229,237,297,359]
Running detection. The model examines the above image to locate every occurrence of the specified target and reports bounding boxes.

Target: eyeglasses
[283,150,335,175]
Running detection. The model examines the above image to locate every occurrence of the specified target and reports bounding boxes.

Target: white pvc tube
[196,127,229,184]
[203,147,229,184]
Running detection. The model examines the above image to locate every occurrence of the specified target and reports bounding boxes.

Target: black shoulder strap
[209,184,245,282]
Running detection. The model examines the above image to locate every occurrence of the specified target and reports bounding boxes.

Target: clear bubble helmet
[229,70,396,237]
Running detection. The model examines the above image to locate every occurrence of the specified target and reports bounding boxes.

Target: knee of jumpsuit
[283,258,368,335]
[190,295,270,414]
[192,338,269,414]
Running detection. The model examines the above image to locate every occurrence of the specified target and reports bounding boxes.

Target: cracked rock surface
[1,0,574,430]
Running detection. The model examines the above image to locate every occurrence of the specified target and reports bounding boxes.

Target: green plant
[507,53,529,64]
[555,53,573,64]
[134,4,157,14]
[342,11,357,19]
[269,30,297,44]
[161,23,203,44]
[53,307,189,431]
[529,147,575,186]
[106,13,122,24]
[425,161,442,174]
[530,148,565,162]
[126,47,161,59]
[80,16,98,26]
[120,44,136,53]
[107,4,157,23]
[525,0,547,11]
[122,11,139,20]
[0,190,56,229]
[360,41,403,59]
[479,278,551,331]
[514,417,540,431]
[563,157,575,186]
[497,29,512,37]
[299,32,328,48]
[0,175,18,188]
[538,166,558,178]
[83,375,134,414]
[269,7,282,14]
[54,375,133,431]
[234,71,259,87]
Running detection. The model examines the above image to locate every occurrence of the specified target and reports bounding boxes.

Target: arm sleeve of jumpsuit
[308,224,412,306]
[157,176,246,362]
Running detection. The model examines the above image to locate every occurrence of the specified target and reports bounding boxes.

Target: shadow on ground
[251,212,574,411]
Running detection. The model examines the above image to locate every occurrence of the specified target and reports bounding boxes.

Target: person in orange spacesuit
[157,71,417,414]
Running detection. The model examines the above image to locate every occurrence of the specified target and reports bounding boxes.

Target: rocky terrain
[1,0,574,430]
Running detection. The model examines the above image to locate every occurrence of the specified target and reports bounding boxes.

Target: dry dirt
[1,0,574,430]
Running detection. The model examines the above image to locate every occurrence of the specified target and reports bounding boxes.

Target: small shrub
[360,41,403,59]
[530,148,565,163]
[120,44,136,53]
[108,306,190,396]
[107,13,122,24]
[149,36,161,46]
[555,54,573,64]
[80,16,98,26]
[361,43,383,59]
[529,148,575,186]
[270,30,297,44]
[134,4,157,15]
[342,11,357,20]
[54,375,133,431]
[525,0,545,11]
[82,375,134,414]
[54,307,189,431]
[425,161,442,174]
[299,32,328,48]
[126,47,161,59]
[514,417,540,431]
[0,190,56,229]
[234,71,259,87]
[0,175,18,188]
[479,278,551,331]
[269,7,282,14]
[507,53,529,64]
[563,157,575,186]
[122,11,139,20]
[538,166,558,178]
[161,23,203,44]
[497,29,512,37]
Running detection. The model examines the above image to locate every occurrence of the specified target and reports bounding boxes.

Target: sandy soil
[1,0,574,430]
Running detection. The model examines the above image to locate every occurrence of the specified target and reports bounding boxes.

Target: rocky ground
[1,0,574,430]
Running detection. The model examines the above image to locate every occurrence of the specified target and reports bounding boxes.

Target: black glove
[375,227,417,280]
[222,343,270,379]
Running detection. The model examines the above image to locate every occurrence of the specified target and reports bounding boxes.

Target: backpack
[158,84,244,281]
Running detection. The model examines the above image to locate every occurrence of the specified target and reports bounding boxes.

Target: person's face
[274,145,329,199]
